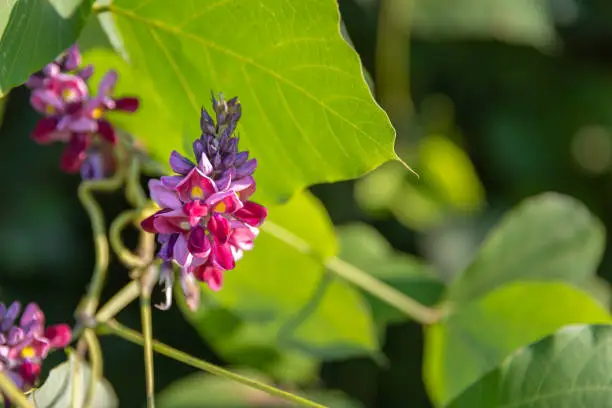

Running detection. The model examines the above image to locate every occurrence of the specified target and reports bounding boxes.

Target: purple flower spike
[26,44,139,179]
[141,94,268,310]
[0,302,71,394]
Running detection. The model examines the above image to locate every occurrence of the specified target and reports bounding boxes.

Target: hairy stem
[263,221,440,325]
[103,320,326,408]
[0,372,33,408]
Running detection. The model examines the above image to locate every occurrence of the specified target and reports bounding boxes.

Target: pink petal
[60,134,89,173]
[173,234,194,267]
[183,200,209,226]
[187,226,212,259]
[194,265,224,291]
[114,97,139,112]
[152,208,188,234]
[44,324,72,348]
[212,240,235,270]
[97,119,116,144]
[207,214,230,244]
[31,117,59,144]
[149,179,182,209]
[205,190,243,214]
[234,201,267,227]
[176,167,217,202]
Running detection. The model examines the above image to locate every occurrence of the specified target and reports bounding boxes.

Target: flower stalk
[102,320,327,408]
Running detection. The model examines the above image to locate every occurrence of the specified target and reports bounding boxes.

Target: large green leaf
[423,282,612,406]
[0,0,92,96]
[181,192,379,362]
[447,193,605,306]
[336,223,444,325]
[448,324,612,408]
[156,371,363,408]
[107,0,397,205]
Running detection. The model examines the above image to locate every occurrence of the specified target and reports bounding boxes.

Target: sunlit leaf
[448,324,612,408]
[424,282,612,406]
[106,0,398,205]
[0,0,92,95]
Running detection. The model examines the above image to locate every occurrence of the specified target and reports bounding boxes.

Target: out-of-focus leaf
[156,371,363,408]
[0,0,92,96]
[448,324,612,408]
[336,223,444,325]
[30,354,118,408]
[181,192,379,365]
[408,0,559,49]
[355,134,484,231]
[418,134,485,213]
[424,282,612,406]
[447,193,606,306]
[108,0,398,206]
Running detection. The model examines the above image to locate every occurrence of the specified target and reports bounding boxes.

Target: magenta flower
[142,95,267,310]
[27,44,139,177]
[0,302,71,393]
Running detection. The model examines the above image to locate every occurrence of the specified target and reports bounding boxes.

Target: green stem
[92,3,111,14]
[83,329,103,408]
[109,209,148,269]
[140,293,156,408]
[95,280,141,324]
[126,157,147,209]
[263,221,440,325]
[104,320,326,408]
[0,372,33,408]
[77,169,126,320]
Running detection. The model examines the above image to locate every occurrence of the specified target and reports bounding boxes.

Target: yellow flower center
[91,107,104,119]
[21,346,35,359]
[214,201,227,213]
[45,105,55,115]
[191,186,204,198]
[62,89,77,101]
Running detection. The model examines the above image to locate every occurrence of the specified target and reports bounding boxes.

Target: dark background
[3,0,612,406]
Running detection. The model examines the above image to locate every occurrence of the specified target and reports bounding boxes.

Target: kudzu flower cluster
[0,302,70,393]
[14,43,268,399]
[141,95,268,310]
[26,44,139,179]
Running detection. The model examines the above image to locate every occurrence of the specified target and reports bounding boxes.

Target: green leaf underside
[448,193,605,306]
[181,192,378,367]
[0,0,92,96]
[108,0,397,206]
[336,223,445,325]
[30,354,118,408]
[424,282,612,406]
[448,324,612,408]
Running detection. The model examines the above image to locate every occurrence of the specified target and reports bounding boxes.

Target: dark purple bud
[170,151,195,175]
[2,303,21,332]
